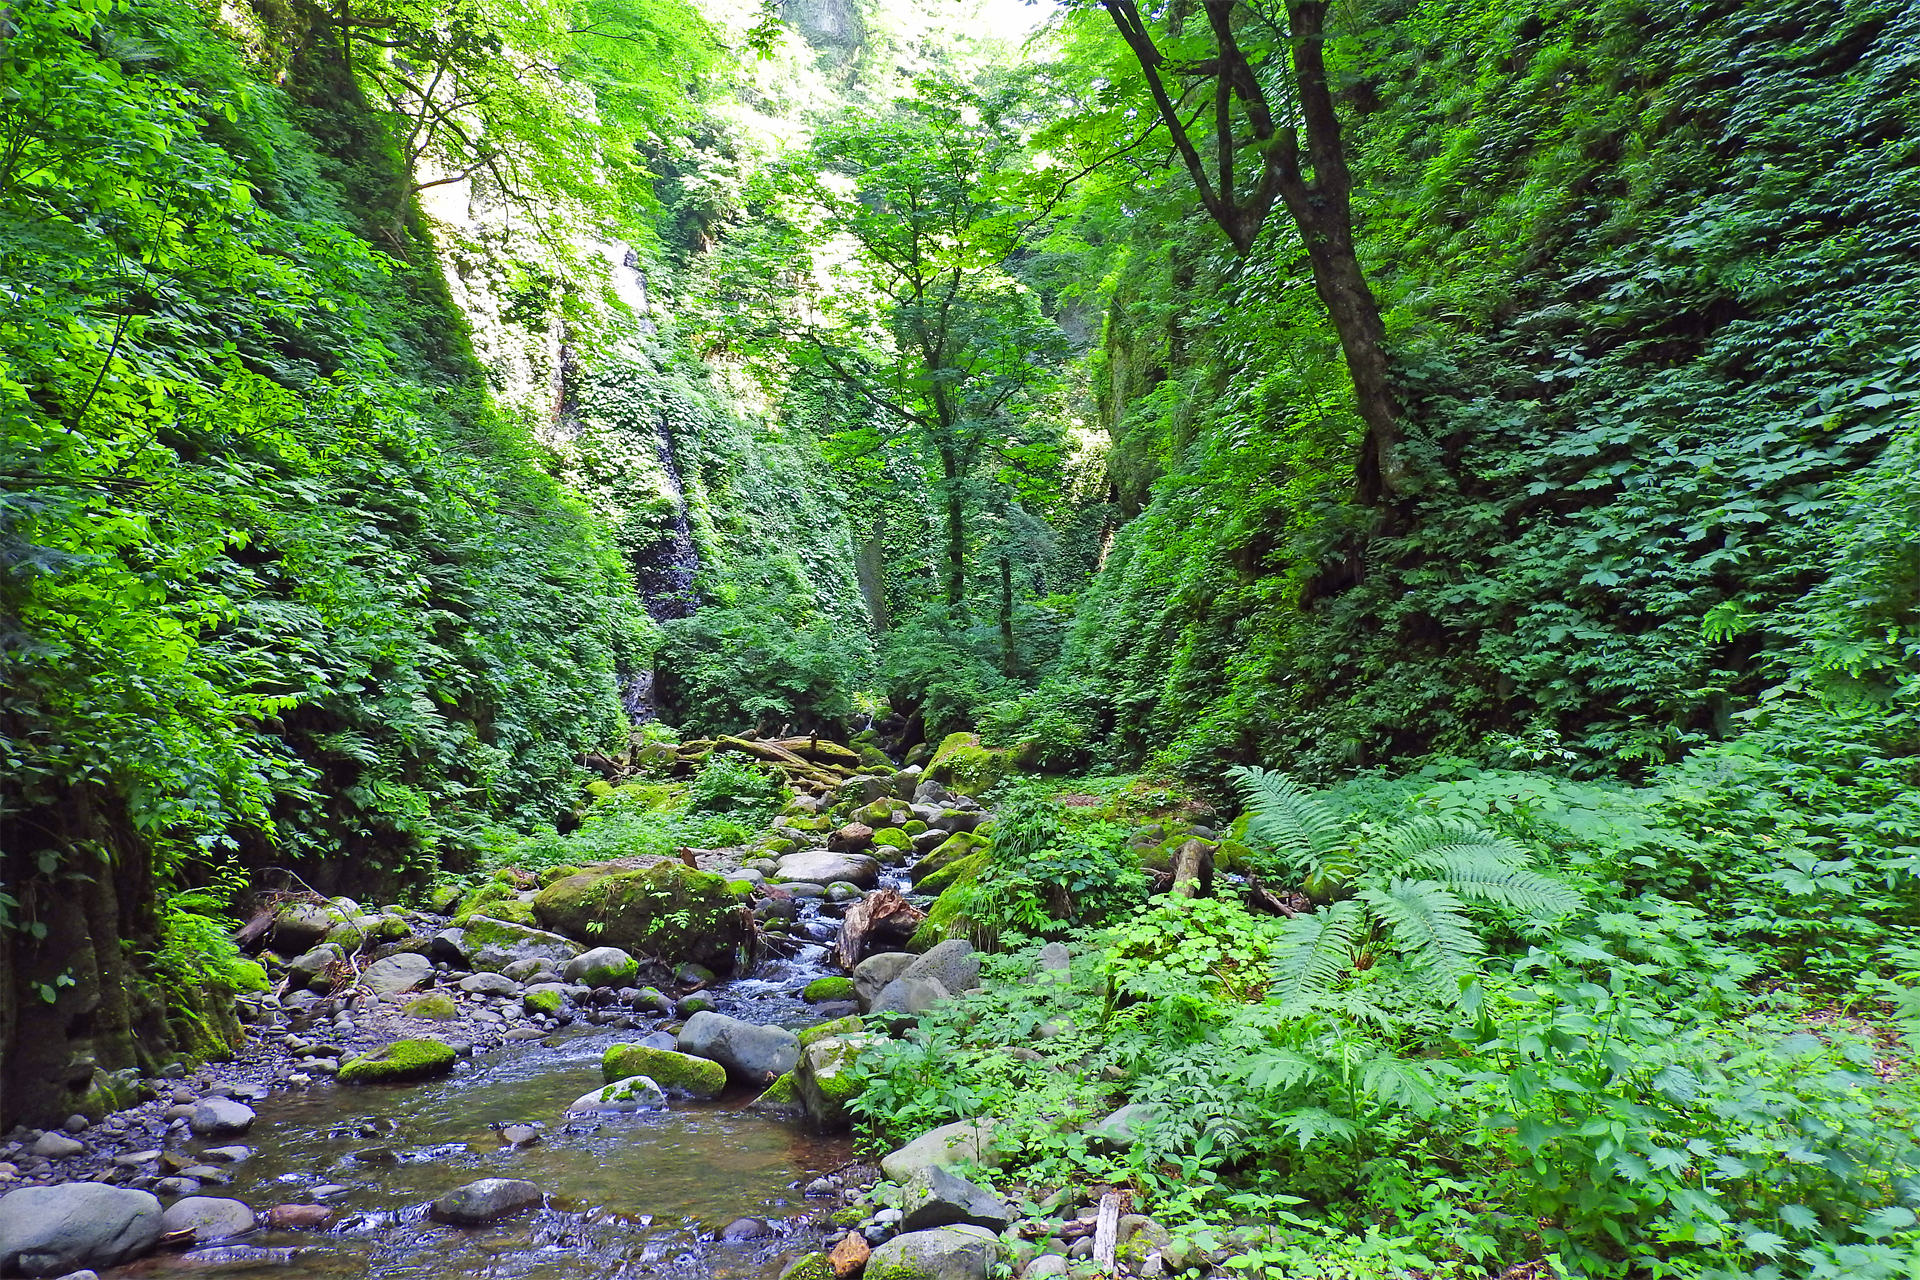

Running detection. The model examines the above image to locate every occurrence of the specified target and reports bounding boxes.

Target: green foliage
[686,754,788,825]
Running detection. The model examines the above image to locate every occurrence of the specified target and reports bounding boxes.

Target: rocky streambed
[0,760,1189,1280]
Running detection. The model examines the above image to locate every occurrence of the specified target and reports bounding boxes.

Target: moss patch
[747,1071,803,1117]
[802,976,857,1003]
[798,1015,863,1048]
[404,993,459,1020]
[869,827,912,851]
[916,848,988,897]
[603,1043,726,1096]
[779,1253,833,1280]
[524,989,562,1015]
[908,880,976,951]
[338,1038,457,1084]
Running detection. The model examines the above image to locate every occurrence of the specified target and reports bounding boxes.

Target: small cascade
[634,411,699,623]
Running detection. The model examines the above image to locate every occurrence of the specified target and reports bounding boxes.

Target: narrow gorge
[2,0,1917,1276]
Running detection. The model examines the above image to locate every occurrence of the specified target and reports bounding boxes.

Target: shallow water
[129,1011,850,1279]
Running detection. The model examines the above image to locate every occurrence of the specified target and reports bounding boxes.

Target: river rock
[879,1120,1000,1182]
[777,851,881,889]
[159,1197,255,1243]
[286,944,342,988]
[852,952,915,1008]
[602,1044,726,1097]
[533,861,749,974]
[459,972,520,997]
[831,1230,872,1278]
[565,946,640,988]
[901,939,980,993]
[189,1098,255,1138]
[899,1166,1012,1232]
[569,1075,667,1112]
[337,1038,457,1084]
[427,1178,543,1225]
[868,976,949,1017]
[31,1133,83,1159]
[793,1034,877,1128]
[721,1218,770,1241]
[0,1184,164,1276]
[1024,1254,1070,1280]
[864,1224,999,1280]
[677,1011,800,1083]
[264,1204,335,1229]
[430,928,470,966]
[359,953,432,996]
[1034,943,1070,976]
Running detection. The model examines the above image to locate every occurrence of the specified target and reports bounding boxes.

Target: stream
[114,864,921,1280]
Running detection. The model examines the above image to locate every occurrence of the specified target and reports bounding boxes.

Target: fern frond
[1358,879,1482,1000]
[1434,853,1585,918]
[1273,1106,1359,1150]
[1244,1047,1326,1093]
[1229,766,1344,873]
[1268,899,1363,1012]
[1371,816,1523,877]
[1359,1053,1445,1119]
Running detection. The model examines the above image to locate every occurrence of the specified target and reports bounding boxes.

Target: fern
[1269,900,1364,1010]
[1359,879,1483,998]
[1230,765,1345,876]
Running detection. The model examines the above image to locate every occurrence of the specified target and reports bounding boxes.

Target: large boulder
[900,1167,1013,1233]
[0,1184,164,1276]
[677,1011,800,1083]
[428,1179,543,1225]
[461,916,582,974]
[533,861,750,974]
[909,833,985,884]
[901,940,980,994]
[879,1120,1000,1183]
[777,851,880,889]
[853,952,915,1008]
[269,902,336,953]
[868,976,949,1017]
[863,1225,999,1280]
[159,1197,255,1243]
[358,952,432,997]
[923,733,1010,799]
[792,1034,878,1129]
[602,1044,726,1098]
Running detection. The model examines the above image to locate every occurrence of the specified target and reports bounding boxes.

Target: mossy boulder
[403,993,459,1020]
[779,1252,833,1280]
[602,1043,726,1097]
[338,1038,457,1084]
[924,732,1011,798]
[532,860,751,974]
[798,1015,863,1049]
[802,976,857,1003]
[911,831,986,884]
[523,988,562,1015]
[855,798,905,828]
[460,916,582,973]
[916,849,988,898]
[870,827,913,852]
[453,879,529,926]
[793,1034,877,1129]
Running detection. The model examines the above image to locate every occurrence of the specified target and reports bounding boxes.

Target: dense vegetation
[3,0,1916,1271]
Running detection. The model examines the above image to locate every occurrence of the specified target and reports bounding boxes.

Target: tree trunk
[939,445,966,610]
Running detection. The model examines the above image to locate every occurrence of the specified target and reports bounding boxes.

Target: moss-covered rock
[924,732,1011,798]
[602,1043,726,1097]
[746,1070,804,1117]
[911,830,985,882]
[855,798,905,828]
[793,1034,876,1129]
[870,827,912,851]
[532,860,751,973]
[338,1038,457,1084]
[797,1015,863,1049]
[453,878,536,926]
[524,988,562,1015]
[404,993,459,1020]
[460,916,582,972]
[802,976,857,1003]
[539,864,584,887]
[916,849,988,898]
[778,1252,833,1280]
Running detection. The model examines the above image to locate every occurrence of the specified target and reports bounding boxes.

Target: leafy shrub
[654,600,863,735]
[687,754,788,825]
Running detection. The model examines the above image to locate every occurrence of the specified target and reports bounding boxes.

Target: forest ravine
[0,0,1916,1276]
